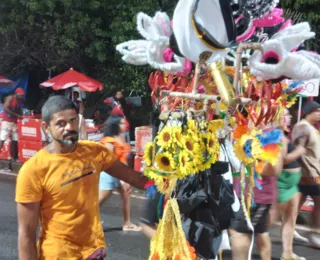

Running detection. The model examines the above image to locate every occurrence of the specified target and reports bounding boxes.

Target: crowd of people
[12,92,320,260]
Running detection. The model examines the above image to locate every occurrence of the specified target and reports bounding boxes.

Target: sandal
[280,253,306,260]
[122,223,142,232]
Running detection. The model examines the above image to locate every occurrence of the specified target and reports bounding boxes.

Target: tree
[280,0,320,51]
[0,0,176,98]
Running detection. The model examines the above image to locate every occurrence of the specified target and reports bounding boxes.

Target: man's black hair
[42,96,79,124]
[104,115,123,137]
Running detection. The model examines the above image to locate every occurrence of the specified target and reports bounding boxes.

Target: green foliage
[280,0,320,50]
[1,0,319,100]
[0,0,175,97]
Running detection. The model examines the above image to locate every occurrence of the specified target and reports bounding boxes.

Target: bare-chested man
[292,101,320,248]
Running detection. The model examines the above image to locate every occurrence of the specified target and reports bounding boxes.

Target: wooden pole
[161,90,221,102]
[234,43,264,95]
[161,90,251,105]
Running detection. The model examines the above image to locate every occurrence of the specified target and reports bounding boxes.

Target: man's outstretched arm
[107,160,148,190]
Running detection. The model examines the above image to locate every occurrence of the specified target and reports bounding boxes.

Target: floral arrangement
[234,129,283,168]
[143,119,220,194]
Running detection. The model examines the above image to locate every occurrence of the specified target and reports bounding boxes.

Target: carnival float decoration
[115,1,319,259]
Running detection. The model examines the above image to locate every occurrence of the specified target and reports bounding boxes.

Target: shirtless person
[292,101,320,248]
[16,96,148,260]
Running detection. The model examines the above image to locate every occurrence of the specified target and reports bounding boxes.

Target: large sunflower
[143,142,154,167]
[184,136,201,156]
[157,126,173,149]
[171,126,184,148]
[206,133,220,157]
[155,152,176,172]
[177,150,194,177]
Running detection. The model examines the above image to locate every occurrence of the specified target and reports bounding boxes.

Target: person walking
[0,87,24,161]
[292,101,320,248]
[15,96,147,260]
[229,126,285,260]
[275,108,306,260]
[99,115,141,232]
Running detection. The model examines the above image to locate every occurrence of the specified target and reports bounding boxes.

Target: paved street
[0,173,319,260]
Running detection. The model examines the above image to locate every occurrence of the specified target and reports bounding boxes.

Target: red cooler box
[134,155,143,173]
[135,126,152,156]
[18,140,43,163]
[18,118,42,141]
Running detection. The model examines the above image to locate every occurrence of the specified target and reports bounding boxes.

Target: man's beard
[52,132,79,146]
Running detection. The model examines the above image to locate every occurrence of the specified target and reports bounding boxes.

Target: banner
[0,73,29,113]
[297,78,319,97]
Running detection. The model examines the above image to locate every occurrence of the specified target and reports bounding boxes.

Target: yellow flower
[177,150,193,177]
[184,136,201,155]
[157,126,172,148]
[155,152,176,172]
[234,133,261,166]
[198,159,212,172]
[199,120,208,131]
[172,126,184,148]
[187,120,197,133]
[143,142,153,166]
[208,120,224,134]
[206,133,219,157]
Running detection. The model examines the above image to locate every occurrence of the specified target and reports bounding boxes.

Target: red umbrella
[40,68,103,92]
[0,76,14,86]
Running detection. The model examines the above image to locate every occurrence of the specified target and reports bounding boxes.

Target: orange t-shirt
[100,136,130,165]
[15,141,117,259]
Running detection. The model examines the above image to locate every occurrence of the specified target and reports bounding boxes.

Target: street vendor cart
[17,68,104,162]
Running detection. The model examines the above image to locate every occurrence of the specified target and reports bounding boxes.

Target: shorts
[99,171,120,190]
[230,203,271,234]
[299,184,320,197]
[277,171,301,203]
[0,121,18,141]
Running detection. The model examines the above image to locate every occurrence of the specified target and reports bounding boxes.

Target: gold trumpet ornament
[208,62,236,106]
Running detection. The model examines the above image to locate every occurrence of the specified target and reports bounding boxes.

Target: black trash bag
[176,161,236,259]
[208,166,235,231]
[182,204,222,260]
[176,175,207,215]
[176,169,221,259]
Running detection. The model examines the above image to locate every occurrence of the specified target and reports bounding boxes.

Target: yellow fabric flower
[155,152,176,172]
[198,159,213,172]
[184,136,201,155]
[172,126,184,148]
[234,131,262,166]
[208,120,224,134]
[187,120,197,133]
[143,142,154,167]
[177,150,194,177]
[206,132,219,157]
[157,126,173,149]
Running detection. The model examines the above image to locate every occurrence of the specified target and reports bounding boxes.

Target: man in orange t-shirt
[15,96,148,260]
